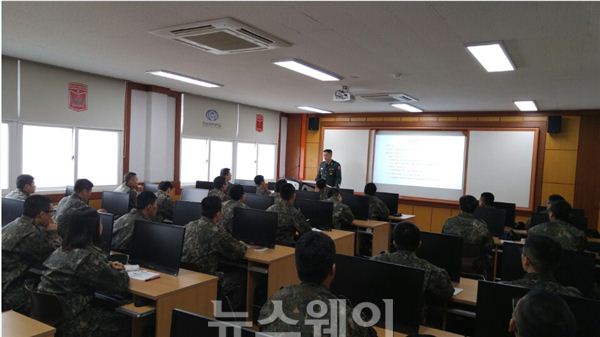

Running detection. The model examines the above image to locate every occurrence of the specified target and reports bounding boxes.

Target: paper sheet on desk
[453,287,464,296]
[128,270,160,281]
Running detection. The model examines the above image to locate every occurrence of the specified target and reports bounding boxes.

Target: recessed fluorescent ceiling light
[273,59,341,81]
[514,100,538,111]
[146,70,222,88]
[391,103,423,113]
[298,106,333,114]
[466,42,515,72]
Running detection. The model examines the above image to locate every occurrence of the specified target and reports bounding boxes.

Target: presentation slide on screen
[373,131,466,199]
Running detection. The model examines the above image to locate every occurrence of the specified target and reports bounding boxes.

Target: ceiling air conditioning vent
[151,18,291,55]
[357,92,418,103]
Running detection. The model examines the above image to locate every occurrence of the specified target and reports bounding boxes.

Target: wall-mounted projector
[333,86,355,102]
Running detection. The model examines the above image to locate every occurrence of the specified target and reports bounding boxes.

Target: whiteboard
[466,131,535,207]
[322,129,370,192]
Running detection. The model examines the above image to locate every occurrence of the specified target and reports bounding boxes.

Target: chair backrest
[65,185,74,197]
[25,282,64,327]
[2,197,25,227]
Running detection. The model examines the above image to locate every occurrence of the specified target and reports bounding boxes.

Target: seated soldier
[363,183,390,220]
[372,221,454,302]
[220,185,249,233]
[208,176,230,202]
[111,191,158,251]
[2,195,60,313]
[220,168,233,193]
[315,178,328,200]
[266,183,312,246]
[114,172,140,211]
[5,174,36,200]
[509,289,576,337]
[181,196,247,310]
[502,235,581,297]
[38,209,130,337]
[528,200,586,251]
[155,181,174,222]
[259,231,376,337]
[55,178,94,238]
[271,178,288,204]
[479,192,495,208]
[326,188,354,230]
[254,175,270,196]
[442,195,492,275]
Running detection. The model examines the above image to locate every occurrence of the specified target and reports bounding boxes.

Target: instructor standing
[316,149,342,188]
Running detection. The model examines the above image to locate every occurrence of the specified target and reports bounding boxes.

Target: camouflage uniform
[318,188,329,201]
[220,199,249,232]
[2,216,61,313]
[365,195,390,221]
[326,197,354,229]
[256,185,270,196]
[442,213,491,246]
[5,189,29,200]
[259,282,376,337]
[155,190,174,222]
[111,209,155,251]
[208,188,231,202]
[114,183,137,211]
[271,192,282,204]
[528,219,587,251]
[372,250,454,302]
[181,216,247,310]
[266,202,312,246]
[54,194,91,238]
[38,245,130,337]
[316,160,342,187]
[502,273,582,297]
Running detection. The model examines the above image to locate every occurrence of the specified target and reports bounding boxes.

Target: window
[22,125,74,189]
[236,142,257,180]
[1,123,9,189]
[77,129,120,185]
[180,138,209,184]
[209,140,233,181]
[21,125,121,190]
[235,142,277,181]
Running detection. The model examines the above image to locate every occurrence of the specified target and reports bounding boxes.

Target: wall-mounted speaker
[548,115,562,134]
[308,117,319,131]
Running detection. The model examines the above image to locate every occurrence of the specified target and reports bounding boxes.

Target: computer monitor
[171,309,271,337]
[101,191,130,217]
[529,212,550,227]
[144,183,159,193]
[130,220,185,275]
[330,254,425,334]
[500,242,596,296]
[65,185,74,197]
[244,194,274,210]
[180,188,209,202]
[98,212,115,254]
[295,190,321,201]
[473,207,506,237]
[345,195,369,220]
[493,201,516,227]
[375,192,399,215]
[234,179,254,186]
[416,231,463,282]
[232,208,277,248]
[338,188,354,201]
[267,182,276,191]
[476,281,600,337]
[296,199,333,230]
[2,198,24,227]
[241,185,257,194]
[195,181,214,190]
[173,200,203,226]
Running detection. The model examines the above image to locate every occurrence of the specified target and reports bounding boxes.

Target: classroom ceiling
[2,1,600,114]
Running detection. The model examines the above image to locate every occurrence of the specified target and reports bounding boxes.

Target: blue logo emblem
[206,109,219,121]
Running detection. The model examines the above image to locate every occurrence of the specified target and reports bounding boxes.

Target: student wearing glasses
[2,195,61,313]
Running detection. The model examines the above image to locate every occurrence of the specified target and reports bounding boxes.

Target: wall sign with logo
[256,113,264,132]
[202,109,222,128]
[68,82,88,112]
